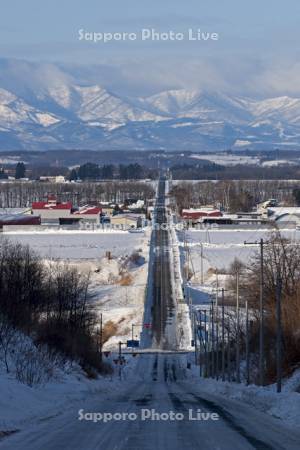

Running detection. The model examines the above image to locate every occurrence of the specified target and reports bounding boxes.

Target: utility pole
[131,323,135,354]
[236,270,240,383]
[198,311,202,375]
[184,230,190,283]
[188,286,192,319]
[227,324,231,382]
[100,313,103,362]
[221,288,225,382]
[259,238,264,386]
[183,230,187,279]
[211,303,215,378]
[215,279,219,380]
[244,238,265,385]
[204,310,208,377]
[200,243,204,285]
[194,312,198,366]
[245,299,250,385]
[276,273,283,393]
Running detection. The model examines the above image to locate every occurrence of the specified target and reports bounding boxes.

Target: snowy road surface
[1,354,300,450]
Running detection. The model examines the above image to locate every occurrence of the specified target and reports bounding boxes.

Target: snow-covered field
[4,230,148,260]
[184,228,299,246]
[177,227,300,308]
[179,228,300,276]
[190,153,260,166]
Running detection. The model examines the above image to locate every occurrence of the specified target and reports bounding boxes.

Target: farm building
[110,214,144,229]
[0,214,41,230]
[98,203,115,216]
[181,208,222,221]
[32,197,72,223]
[267,207,300,227]
[64,206,102,225]
[39,176,66,183]
[31,197,102,225]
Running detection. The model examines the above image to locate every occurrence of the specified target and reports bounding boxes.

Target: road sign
[127,340,140,348]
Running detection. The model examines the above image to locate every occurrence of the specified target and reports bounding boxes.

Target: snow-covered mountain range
[1,78,300,151]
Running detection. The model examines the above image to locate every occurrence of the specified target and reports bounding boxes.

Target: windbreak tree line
[0,180,155,208]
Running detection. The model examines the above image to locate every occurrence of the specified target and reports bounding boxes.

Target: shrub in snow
[14,343,57,387]
[0,320,18,373]
[96,257,122,284]
[127,251,145,267]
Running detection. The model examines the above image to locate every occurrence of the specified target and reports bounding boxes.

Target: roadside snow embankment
[188,370,300,427]
[169,215,192,350]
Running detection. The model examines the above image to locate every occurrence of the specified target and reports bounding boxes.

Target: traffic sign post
[127,340,140,348]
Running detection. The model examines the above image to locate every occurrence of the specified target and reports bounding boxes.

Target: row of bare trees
[0,181,155,208]
[226,234,300,383]
[171,180,298,213]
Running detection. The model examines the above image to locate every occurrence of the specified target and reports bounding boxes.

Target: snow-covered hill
[0,88,60,128]
[1,69,300,150]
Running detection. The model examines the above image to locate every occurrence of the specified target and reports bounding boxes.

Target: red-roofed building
[71,205,102,224]
[73,206,102,216]
[0,214,41,229]
[32,197,72,222]
[31,197,102,225]
[182,208,222,221]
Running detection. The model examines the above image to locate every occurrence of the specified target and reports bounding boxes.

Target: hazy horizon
[1,1,300,97]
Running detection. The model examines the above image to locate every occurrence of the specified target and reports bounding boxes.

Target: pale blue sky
[0,0,299,96]
[1,1,299,52]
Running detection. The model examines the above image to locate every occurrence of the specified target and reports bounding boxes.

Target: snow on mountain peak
[1,80,300,150]
[72,84,166,123]
[0,88,17,105]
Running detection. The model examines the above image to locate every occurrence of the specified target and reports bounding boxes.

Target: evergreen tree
[293,188,300,206]
[15,162,26,179]
[69,168,78,181]
[78,163,100,180]
[0,168,8,179]
[101,164,114,179]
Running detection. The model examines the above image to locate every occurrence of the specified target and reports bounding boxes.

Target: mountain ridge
[1,78,300,151]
